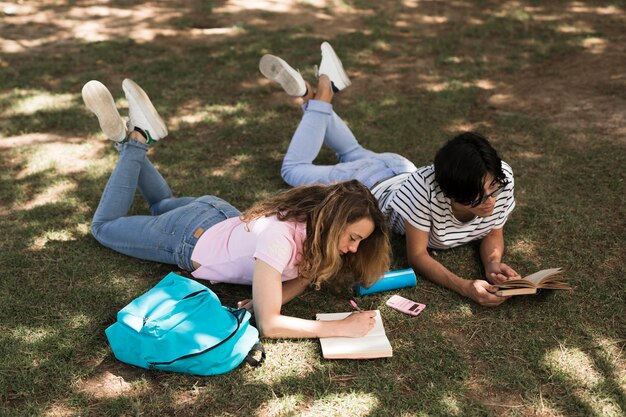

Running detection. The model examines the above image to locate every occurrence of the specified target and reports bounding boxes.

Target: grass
[1,0,625,416]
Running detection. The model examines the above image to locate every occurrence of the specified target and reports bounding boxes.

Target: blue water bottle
[354,268,417,296]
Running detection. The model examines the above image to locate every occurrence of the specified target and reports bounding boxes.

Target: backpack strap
[243,342,266,367]
[149,308,244,367]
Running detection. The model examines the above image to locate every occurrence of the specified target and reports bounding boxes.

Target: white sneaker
[122,78,168,142]
[318,42,351,92]
[259,54,307,97]
[81,80,127,142]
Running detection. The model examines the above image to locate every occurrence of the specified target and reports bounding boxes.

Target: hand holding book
[494,267,571,296]
[485,261,521,284]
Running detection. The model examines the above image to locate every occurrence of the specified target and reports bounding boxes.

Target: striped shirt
[374,162,515,249]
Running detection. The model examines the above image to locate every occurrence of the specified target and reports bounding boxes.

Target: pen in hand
[350,299,363,312]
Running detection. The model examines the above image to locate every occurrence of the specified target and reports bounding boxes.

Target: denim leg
[136,156,196,215]
[281,100,412,188]
[321,106,418,184]
[324,108,378,162]
[115,141,195,216]
[92,196,238,269]
[281,100,336,186]
[92,140,191,266]
[92,140,149,227]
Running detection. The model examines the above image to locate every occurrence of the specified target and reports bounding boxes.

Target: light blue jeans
[281,100,417,189]
[91,140,240,270]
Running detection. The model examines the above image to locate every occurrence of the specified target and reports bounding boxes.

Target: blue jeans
[281,100,417,188]
[91,140,240,270]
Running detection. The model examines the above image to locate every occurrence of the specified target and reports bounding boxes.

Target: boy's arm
[405,221,508,307]
[480,227,521,284]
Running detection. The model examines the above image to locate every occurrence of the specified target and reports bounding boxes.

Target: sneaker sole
[259,55,306,97]
[122,79,168,140]
[81,81,126,142]
[320,42,352,90]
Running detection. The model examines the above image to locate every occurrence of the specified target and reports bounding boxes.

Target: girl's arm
[281,277,310,305]
[252,259,376,339]
[236,276,309,311]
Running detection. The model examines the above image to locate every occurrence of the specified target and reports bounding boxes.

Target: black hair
[434,132,505,204]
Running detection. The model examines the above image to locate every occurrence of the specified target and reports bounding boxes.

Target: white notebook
[316,310,392,359]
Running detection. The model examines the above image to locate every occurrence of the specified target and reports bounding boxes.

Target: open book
[316,310,392,359]
[495,267,571,296]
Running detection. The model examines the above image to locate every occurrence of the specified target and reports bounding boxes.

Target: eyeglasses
[466,180,508,208]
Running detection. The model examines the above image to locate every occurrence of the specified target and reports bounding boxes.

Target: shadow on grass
[1,0,626,415]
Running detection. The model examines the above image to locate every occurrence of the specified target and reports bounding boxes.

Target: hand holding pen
[350,299,363,312]
[346,299,376,335]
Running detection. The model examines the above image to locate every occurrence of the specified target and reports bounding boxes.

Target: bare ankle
[314,75,334,103]
[128,130,147,143]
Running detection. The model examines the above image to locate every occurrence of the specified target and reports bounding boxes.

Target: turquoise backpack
[105,272,264,376]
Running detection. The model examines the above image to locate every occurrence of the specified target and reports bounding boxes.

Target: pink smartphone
[386,295,425,316]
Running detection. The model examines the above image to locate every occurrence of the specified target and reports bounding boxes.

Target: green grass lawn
[1,1,624,416]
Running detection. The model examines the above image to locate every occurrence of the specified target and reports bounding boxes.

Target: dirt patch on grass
[78,370,133,399]
[2,1,625,415]
[76,359,147,399]
[3,1,624,148]
[488,45,626,144]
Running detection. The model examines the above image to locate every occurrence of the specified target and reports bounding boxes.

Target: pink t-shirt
[190,215,307,285]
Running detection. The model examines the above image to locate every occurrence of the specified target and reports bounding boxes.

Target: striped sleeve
[388,168,435,233]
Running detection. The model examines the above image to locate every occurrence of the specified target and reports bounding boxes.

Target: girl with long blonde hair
[83,78,390,339]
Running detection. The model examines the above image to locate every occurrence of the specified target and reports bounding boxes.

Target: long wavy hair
[241,180,390,291]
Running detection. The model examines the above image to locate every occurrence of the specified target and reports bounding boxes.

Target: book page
[523,268,563,286]
[496,267,565,289]
[316,310,392,359]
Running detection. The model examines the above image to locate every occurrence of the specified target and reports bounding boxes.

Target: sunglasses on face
[466,180,508,208]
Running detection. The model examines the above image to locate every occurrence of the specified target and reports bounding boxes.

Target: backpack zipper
[148,308,245,367]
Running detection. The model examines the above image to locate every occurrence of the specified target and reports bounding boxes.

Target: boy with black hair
[260,43,519,307]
